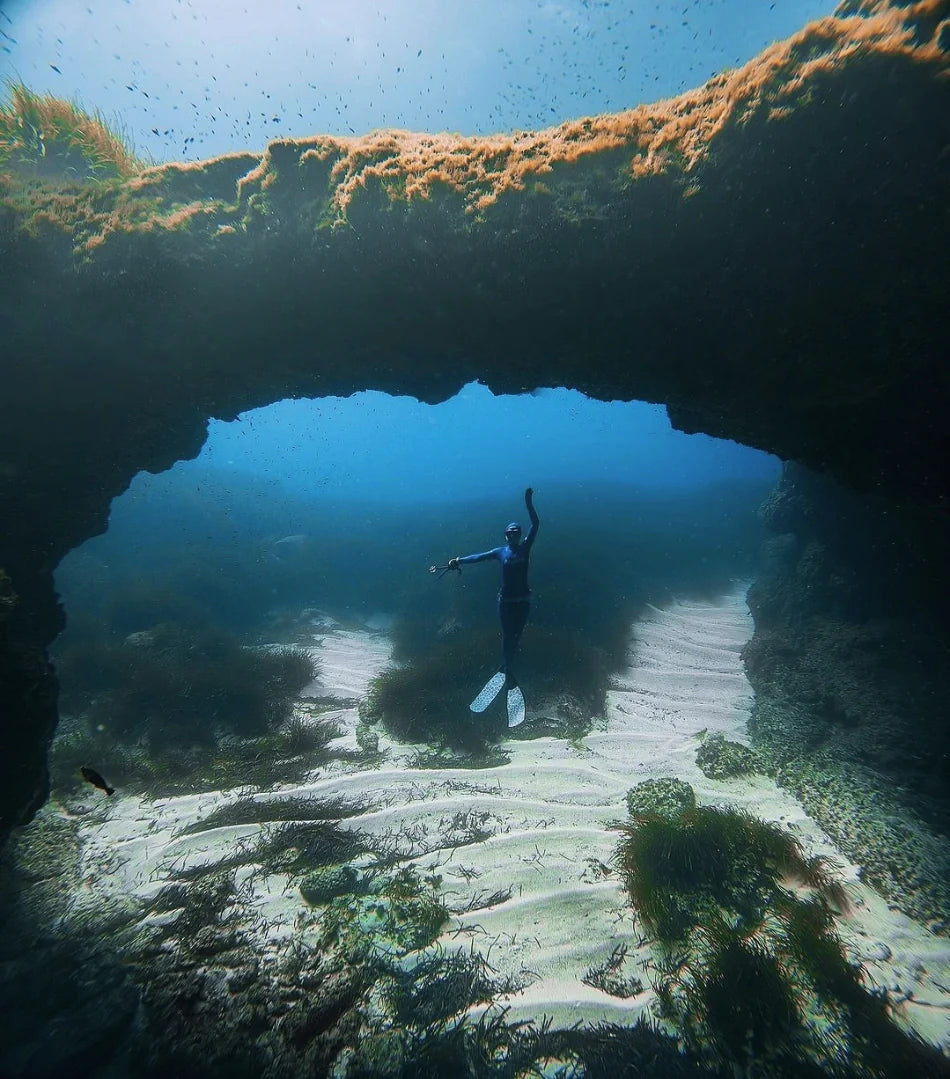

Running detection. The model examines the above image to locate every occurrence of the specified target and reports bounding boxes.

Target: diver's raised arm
[522,487,539,551]
[525,487,539,527]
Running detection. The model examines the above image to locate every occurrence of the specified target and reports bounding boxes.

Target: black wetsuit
[456,502,539,676]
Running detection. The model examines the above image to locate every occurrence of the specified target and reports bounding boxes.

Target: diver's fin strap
[470,671,506,713]
[506,686,526,727]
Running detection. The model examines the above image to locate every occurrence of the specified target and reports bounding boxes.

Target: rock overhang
[0,0,948,839]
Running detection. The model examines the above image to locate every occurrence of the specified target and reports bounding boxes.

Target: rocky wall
[745,462,950,927]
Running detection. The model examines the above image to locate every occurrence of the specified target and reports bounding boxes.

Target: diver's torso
[499,544,530,599]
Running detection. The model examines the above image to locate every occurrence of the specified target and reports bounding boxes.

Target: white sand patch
[73,590,950,1049]
[300,628,394,699]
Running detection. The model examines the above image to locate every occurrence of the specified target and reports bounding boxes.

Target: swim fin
[470,670,506,713]
[506,686,526,728]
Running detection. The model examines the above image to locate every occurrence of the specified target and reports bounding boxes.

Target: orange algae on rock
[231,0,947,215]
[629,2,947,179]
[1,0,946,256]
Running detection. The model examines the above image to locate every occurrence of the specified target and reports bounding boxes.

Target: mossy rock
[695,733,758,780]
[300,864,367,905]
[0,83,143,180]
[319,869,448,960]
[626,777,696,820]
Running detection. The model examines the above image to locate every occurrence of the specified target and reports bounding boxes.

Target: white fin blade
[506,686,526,727]
[470,671,505,713]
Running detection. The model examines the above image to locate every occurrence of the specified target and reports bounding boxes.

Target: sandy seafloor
[72,584,950,1053]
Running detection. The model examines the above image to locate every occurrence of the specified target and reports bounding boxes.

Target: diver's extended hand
[525,487,534,506]
[429,559,461,579]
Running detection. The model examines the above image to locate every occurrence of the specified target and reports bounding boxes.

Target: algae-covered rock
[612,799,945,1078]
[300,864,367,905]
[336,1029,406,1078]
[626,777,696,820]
[318,868,448,960]
[695,733,758,780]
[777,754,950,933]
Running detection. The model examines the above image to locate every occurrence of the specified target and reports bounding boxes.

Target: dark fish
[81,766,115,796]
[50,64,61,73]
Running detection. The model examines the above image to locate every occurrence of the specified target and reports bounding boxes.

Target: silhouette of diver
[444,487,539,726]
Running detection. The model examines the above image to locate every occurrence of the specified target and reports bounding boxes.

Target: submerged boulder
[300,864,368,906]
[626,777,697,820]
[695,733,759,781]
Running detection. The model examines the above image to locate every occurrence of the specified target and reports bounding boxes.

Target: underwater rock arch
[0,0,948,840]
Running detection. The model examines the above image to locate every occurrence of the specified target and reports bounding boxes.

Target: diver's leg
[501,601,529,689]
[503,600,530,727]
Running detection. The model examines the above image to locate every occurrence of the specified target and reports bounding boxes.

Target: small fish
[81,766,115,796]
[50,64,61,73]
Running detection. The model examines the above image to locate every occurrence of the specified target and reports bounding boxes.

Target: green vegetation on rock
[300,864,369,905]
[50,622,328,796]
[615,785,945,1076]
[626,776,696,820]
[1,81,143,181]
[695,731,759,780]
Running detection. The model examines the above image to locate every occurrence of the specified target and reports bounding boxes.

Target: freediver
[439,487,539,726]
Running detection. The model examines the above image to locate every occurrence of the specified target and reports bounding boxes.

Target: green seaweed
[177,793,362,836]
[369,620,607,749]
[0,81,142,180]
[616,790,946,1076]
[49,621,330,797]
[582,942,645,999]
[56,622,317,743]
[255,819,370,876]
[49,707,349,799]
[617,801,812,939]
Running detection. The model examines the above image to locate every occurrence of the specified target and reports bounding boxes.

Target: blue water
[59,385,776,639]
[195,385,778,505]
[2,0,834,160]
